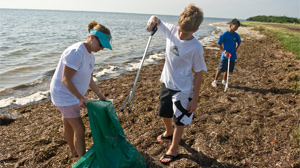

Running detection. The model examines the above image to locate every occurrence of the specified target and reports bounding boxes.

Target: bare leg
[62,118,77,157]
[223,71,227,81]
[162,117,173,135]
[64,118,86,157]
[214,71,221,81]
[157,117,173,142]
[160,125,184,163]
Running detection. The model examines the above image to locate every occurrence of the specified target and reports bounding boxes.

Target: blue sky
[1,0,299,19]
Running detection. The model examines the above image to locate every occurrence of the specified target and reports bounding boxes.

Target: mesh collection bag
[72,100,146,168]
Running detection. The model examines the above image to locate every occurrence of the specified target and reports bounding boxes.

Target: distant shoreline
[0,8,242,20]
[0,18,230,115]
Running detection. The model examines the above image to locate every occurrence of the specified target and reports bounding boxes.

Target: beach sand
[1,25,299,168]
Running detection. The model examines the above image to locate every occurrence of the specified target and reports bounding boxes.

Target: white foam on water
[94,66,117,77]
[0,97,15,108]
[143,53,165,66]
[124,61,141,71]
[215,26,228,34]
[124,53,165,71]
[93,77,98,84]
[0,91,50,108]
[200,26,227,46]
[0,23,228,113]
[15,91,50,105]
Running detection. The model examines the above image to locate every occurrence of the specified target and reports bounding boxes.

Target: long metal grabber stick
[224,53,232,92]
[121,24,158,113]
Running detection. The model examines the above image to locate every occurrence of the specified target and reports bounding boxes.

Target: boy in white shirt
[146,4,207,164]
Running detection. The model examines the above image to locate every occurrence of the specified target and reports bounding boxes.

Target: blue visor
[89,29,112,50]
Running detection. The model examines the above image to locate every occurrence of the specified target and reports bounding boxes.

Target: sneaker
[222,80,227,85]
[211,80,217,87]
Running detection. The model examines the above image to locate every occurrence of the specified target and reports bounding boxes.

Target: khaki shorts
[57,104,81,118]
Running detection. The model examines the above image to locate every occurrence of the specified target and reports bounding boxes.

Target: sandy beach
[1,25,299,168]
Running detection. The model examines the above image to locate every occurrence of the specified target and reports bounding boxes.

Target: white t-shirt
[50,42,95,106]
[158,22,207,94]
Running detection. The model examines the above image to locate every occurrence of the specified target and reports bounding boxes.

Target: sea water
[0,9,231,113]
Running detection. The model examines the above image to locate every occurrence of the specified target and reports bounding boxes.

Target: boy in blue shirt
[212,18,241,87]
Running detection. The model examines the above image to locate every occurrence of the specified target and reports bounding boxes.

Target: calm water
[0,9,231,112]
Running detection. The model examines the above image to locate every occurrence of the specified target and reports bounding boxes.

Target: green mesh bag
[72,100,146,168]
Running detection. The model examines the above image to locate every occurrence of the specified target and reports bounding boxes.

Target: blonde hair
[87,20,111,36]
[178,4,204,32]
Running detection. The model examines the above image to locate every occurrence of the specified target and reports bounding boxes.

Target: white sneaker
[211,80,217,87]
[222,80,227,85]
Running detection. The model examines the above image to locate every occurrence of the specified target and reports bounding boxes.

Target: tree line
[246,15,300,23]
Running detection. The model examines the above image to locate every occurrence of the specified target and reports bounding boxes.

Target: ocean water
[0,9,230,114]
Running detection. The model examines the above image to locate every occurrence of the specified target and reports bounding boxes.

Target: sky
[1,0,299,19]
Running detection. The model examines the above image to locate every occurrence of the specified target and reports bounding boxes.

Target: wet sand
[1,25,299,168]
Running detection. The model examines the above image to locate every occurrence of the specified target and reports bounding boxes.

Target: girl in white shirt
[50,20,112,158]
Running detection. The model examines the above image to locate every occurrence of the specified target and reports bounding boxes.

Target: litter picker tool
[121,24,158,113]
[224,53,232,92]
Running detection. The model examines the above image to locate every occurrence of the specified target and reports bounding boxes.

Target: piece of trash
[108,99,113,104]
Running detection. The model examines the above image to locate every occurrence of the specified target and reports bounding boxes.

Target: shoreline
[1,24,300,167]
[0,13,228,97]
[0,22,226,115]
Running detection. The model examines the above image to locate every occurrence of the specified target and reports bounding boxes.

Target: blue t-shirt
[217,31,241,60]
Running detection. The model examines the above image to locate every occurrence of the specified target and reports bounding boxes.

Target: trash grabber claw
[121,24,158,113]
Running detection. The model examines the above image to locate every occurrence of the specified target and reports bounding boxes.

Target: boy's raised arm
[146,16,161,32]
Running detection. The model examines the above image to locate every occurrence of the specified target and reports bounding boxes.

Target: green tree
[247,15,300,23]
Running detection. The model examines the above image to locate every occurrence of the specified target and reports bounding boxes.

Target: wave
[3,48,30,57]
[0,91,50,110]
[0,66,36,76]
[0,25,227,115]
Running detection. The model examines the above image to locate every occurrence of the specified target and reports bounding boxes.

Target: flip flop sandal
[157,132,173,142]
[160,154,178,165]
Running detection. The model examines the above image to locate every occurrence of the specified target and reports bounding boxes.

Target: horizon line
[0,7,240,20]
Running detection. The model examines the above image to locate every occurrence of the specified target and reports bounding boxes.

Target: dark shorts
[158,83,193,126]
[218,60,235,72]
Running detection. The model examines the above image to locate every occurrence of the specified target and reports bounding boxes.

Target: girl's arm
[62,65,87,108]
[89,73,106,100]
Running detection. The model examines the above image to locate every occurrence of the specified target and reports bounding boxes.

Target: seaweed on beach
[0,26,299,168]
